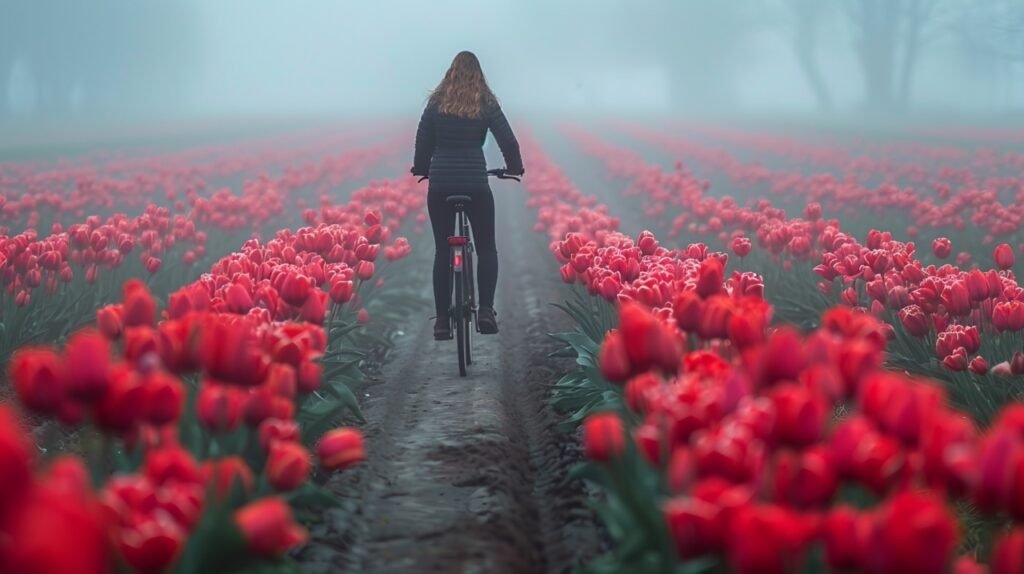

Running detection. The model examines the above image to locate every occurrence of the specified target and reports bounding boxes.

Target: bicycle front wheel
[454,269,467,377]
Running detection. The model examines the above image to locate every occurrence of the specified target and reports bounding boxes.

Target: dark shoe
[478,307,498,334]
[434,316,452,340]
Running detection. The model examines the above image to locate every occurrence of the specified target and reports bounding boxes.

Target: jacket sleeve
[411,106,435,176]
[487,105,524,176]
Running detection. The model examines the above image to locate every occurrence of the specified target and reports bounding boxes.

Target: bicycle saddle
[446,195,473,205]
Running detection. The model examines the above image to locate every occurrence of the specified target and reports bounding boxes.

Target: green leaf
[285,482,345,508]
[323,379,365,423]
[299,399,348,445]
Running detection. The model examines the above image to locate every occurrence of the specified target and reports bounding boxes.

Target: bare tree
[841,0,948,111]
[759,0,835,110]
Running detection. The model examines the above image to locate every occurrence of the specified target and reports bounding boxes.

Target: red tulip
[598,330,632,383]
[279,272,311,307]
[663,497,724,559]
[96,304,124,339]
[266,441,311,492]
[861,490,959,574]
[259,418,301,452]
[697,294,735,340]
[10,347,66,414]
[942,347,969,372]
[329,279,354,304]
[898,304,930,337]
[932,237,952,259]
[727,298,770,349]
[122,279,156,327]
[142,370,185,426]
[199,318,268,386]
[316,428,366,471]
[637,230,658,255]
[1013,352,1024,375]
[0,481,112,574]
[766,383,825,447]
[296,360,322,394]
[618,300,680,375]
[115,514,186,574]
[624,372,662,414]
[144,446,202,486]
[731,236,752,258]
[92,364,145,434]
[672,289,703,333]
[993,300,1024,332]
[356,260,375,281]
[225,283,254,314]
[822,506,865,571]
[201,456,255,499]
[0,406,33,518]
[769,447,838,508]
[583,412,626,462]
[941,281,971,316]
[234,497,309,556]
[695,257,724,298]
[196,383,245,433]
[64,329,112,402]
[992,527,1024,574]
[969,355,989,375]
[725,504,819,574]
[995,243,1015,270]
[965,269,990,301]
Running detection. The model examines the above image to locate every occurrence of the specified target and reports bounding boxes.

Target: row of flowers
[0,136,407,379]
[565,125,1024,423]
[0,133,426,571]
[524,129,1024,572]
[0,125,393,226]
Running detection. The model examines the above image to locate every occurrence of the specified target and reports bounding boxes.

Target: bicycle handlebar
[486,168,522,182]
[415,169,522,184]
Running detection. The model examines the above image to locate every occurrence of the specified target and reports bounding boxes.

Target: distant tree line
[0,1,199,121]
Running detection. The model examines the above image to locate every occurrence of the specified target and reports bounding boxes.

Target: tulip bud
[234,497,309,556]
[932,237,952,259]
[598,330,632,383]
[317,428,366,471]
[969,356,989,375]
[96,304,124,339]
[10,347,66,415]
[583,412,626,462]
[122,279,156,327]
[266,441,311,492]
[202,456,255,499]
[64,329,112,402]
[995,243,1015,270]
[1013,352,1024,375]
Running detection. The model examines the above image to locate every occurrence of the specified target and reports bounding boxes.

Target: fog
[3,0,1024,128]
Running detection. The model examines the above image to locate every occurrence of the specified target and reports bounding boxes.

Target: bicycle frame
[448,203,476,376]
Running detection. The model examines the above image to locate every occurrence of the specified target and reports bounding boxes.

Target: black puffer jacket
[411,101,523,192]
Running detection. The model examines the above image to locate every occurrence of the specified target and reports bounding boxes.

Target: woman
[411,51,524,340]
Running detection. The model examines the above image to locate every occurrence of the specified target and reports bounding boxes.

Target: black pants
[427,189,498,317]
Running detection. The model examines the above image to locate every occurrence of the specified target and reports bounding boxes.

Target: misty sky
[3,0,1023,123]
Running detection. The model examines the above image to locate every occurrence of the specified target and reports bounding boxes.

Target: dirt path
[300,180,600,574]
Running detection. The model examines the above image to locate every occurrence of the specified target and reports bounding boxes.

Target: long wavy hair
[428,51,497,118]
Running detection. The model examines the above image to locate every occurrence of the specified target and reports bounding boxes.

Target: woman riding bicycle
[411,51,524,340]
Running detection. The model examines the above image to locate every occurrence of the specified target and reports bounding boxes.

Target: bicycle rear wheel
[464,250,474,365]
[454,268,467,377]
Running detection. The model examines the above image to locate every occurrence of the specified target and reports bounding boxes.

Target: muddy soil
[299,180,601,573]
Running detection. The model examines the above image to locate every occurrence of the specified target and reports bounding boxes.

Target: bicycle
[418,168,521,376]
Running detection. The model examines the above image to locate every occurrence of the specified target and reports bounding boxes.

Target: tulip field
[5,120,1024,574]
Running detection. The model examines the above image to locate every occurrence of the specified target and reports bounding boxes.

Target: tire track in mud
[300,180,599,574]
